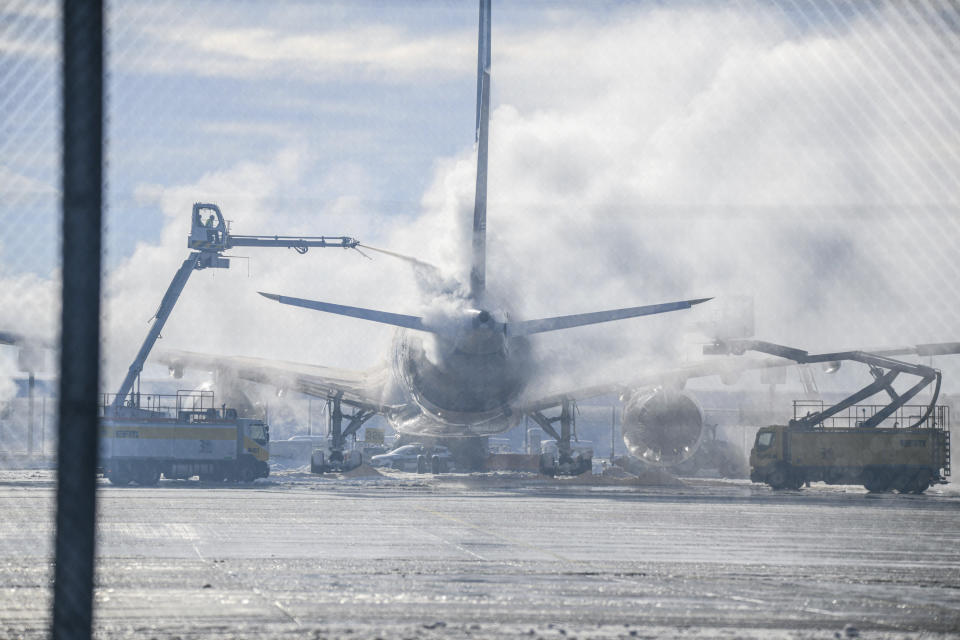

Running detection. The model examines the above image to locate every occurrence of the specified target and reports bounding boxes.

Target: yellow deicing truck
[99,390,269,485]
[94,202,358,484]
[703,338,956,493]
[751,405,950,493]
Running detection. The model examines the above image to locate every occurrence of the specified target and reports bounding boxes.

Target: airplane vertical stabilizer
[470,0,491,300]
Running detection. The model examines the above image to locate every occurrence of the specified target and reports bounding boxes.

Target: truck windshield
[248,423,268,443]
[756,432,775,449]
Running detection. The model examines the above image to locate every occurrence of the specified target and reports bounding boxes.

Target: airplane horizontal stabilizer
[259,292,435,333]
[506,297,712,337]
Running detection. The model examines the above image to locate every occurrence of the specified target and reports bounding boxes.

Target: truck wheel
[787,471,804,491]
[907,469,932,494]
[417,455,427,474]
[107,467,132,486]
[862,468,890,493]
[238,461,256,483]
[134,463,160,486]
[767,465,789,490]
[431,455,441,475]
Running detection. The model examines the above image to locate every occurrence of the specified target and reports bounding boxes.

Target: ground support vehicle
[100,202,356,481]
[369,443,454,473]
[750,418,950,493]
[110,203,360,415]
[99,391,269,485]
[712,339,953,493]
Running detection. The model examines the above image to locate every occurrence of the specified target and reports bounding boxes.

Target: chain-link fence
[2,0,960,637]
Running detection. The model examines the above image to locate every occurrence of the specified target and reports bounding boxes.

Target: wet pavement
[1,469,959,638]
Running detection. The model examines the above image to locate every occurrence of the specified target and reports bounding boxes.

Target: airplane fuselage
[389,307,532,436]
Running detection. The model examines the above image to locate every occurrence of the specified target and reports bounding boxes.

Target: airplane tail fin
[470,0,491,301]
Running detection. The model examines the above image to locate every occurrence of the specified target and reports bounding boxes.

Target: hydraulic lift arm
[706,339,950,429]
[109,203,359,412]
[111,253,199,411]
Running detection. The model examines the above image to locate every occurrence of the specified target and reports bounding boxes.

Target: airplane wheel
[311,451,325,474]
[539,453,557,477]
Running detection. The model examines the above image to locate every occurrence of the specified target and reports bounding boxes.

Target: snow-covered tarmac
[1,469,959,638]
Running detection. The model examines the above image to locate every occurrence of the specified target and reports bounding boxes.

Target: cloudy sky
[2,0,959,398]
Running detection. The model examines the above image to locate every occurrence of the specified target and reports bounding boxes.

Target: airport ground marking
[418,526,490,562]
[414,506,573,564]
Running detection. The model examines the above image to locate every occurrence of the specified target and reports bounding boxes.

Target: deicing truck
[99,390,269,485]
[750,411,950,493]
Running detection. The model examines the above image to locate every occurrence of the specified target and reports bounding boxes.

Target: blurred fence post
[52,0,103,638]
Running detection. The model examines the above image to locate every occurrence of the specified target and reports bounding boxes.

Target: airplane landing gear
[529,398,593,476]
[311,393,374,474]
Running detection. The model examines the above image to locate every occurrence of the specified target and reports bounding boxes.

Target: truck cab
[749,426,800,489]
[750,427,783,468]
[240,418,270,470]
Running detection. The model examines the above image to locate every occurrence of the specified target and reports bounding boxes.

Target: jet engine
[621,388,705,466]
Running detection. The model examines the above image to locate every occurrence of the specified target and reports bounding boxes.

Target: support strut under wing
[529,398,592,476]
[311,392,376,473]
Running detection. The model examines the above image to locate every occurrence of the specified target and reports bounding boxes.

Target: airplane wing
[518,353,784,414]
[157,349,399,413]
[517,340,960,414]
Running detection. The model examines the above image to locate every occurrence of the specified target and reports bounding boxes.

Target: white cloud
[104,147,419,386]
[0,166,58,196]
[119,22,474,83]
[0,2,57,21]
[0,34,57,60]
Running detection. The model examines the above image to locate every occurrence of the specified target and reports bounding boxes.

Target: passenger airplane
[163,1,715,471]
[159,1,956,473]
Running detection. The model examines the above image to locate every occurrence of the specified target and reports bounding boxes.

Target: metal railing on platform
[793,401,949,431]
[99,390,218,420]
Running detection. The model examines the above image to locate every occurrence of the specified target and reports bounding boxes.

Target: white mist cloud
[102,147,423,386]
[384,4,960,392]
